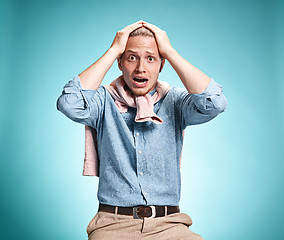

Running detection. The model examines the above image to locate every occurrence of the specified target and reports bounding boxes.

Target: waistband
[98,203,180,219]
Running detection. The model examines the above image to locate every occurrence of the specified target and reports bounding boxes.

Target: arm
[56,75,104,127]
[163,48,211,94]
[142,22,211,94]
[79,20,144,90]
[57,21,145,126]
[142,21,227,127]
[175,80,228,128]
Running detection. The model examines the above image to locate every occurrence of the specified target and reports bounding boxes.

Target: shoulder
[96,86,120,108]
[90,85,111,101]
[166,87,189,100]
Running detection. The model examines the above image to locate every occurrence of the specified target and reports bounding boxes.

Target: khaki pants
[86,211,204,240]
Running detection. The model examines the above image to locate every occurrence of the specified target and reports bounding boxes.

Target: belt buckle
[133,206,156,219]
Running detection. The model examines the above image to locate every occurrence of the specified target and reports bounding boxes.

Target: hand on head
[111,20,173,60]
[141,21,173,59]
[110,20,145,58]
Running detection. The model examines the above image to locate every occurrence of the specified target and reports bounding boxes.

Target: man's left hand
[142,21,174,59]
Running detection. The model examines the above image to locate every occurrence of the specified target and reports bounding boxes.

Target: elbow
[56,94,91,122]
[199,94,228,118]
[215,95,228,111]
[209,94,228,115]
[56,95,63,112]
[56,94,70,114]
[56,94,73,118]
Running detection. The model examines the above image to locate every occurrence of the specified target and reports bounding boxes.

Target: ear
[159,58,165,73]
[117,58,123,71]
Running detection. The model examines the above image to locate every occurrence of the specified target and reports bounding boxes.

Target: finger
[128,20,144,28]
[123,20,144,33]
[142,22,162,33]
[134,19,146,24]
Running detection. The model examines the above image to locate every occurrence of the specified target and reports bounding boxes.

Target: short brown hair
[124,26,163,60]
[129,26,155,38]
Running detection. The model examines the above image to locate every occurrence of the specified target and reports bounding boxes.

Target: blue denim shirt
[56,75,228,207]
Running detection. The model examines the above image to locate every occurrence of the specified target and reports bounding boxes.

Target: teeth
[134,77,147,85]
[136,81,147,84]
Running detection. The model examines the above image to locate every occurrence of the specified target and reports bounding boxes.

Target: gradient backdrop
[1,0,283,239]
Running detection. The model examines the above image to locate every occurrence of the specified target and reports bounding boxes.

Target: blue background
[1,0,283,239]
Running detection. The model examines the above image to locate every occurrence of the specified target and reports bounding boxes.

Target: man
[57,20,228,239]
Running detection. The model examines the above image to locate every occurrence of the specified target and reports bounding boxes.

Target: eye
[128,55,137,61]
[148,56,155,62]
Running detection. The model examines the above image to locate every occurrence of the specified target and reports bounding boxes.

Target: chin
[132,88,151,96]
[132,91,147,96]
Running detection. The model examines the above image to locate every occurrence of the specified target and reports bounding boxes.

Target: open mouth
[133,77,149,88]
[133,77,148,83]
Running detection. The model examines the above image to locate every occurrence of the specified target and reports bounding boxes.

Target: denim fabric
[56,75,228,207]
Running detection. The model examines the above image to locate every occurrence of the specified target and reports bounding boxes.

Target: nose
[136,59,146,72]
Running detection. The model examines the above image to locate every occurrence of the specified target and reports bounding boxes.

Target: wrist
[163,47,176,60]
[108,46,122,59]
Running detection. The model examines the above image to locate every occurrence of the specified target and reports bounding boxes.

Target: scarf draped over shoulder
[83,75,174,177]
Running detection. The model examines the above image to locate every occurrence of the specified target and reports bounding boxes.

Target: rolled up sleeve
[177,78,228,128]
[56,75,104,128]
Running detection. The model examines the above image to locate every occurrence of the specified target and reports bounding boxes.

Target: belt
[98,203,180,219]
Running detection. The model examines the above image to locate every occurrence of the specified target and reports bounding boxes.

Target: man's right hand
[79,20,144,90]
[110,20,145,58]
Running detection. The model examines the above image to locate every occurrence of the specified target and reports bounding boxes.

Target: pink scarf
[83,76,171,176]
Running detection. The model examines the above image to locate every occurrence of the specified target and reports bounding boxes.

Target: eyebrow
[126,50,157,55]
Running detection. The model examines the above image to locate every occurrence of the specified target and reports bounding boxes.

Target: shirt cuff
[190,78,226,111]
[62,75,84,93]
[62,75,97,108]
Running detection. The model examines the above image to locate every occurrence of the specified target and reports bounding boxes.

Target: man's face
[118,36,165,96]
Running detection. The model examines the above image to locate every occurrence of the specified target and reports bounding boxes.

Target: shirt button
[145,192,148,195]
[138,150,142,154]
[136,132,140,136]
[139,172,143,176]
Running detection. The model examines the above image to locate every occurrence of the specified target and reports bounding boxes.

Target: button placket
[135,125,148,202]
[135,125,142,175]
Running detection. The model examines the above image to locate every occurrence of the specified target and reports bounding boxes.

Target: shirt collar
[148,84,158,96]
